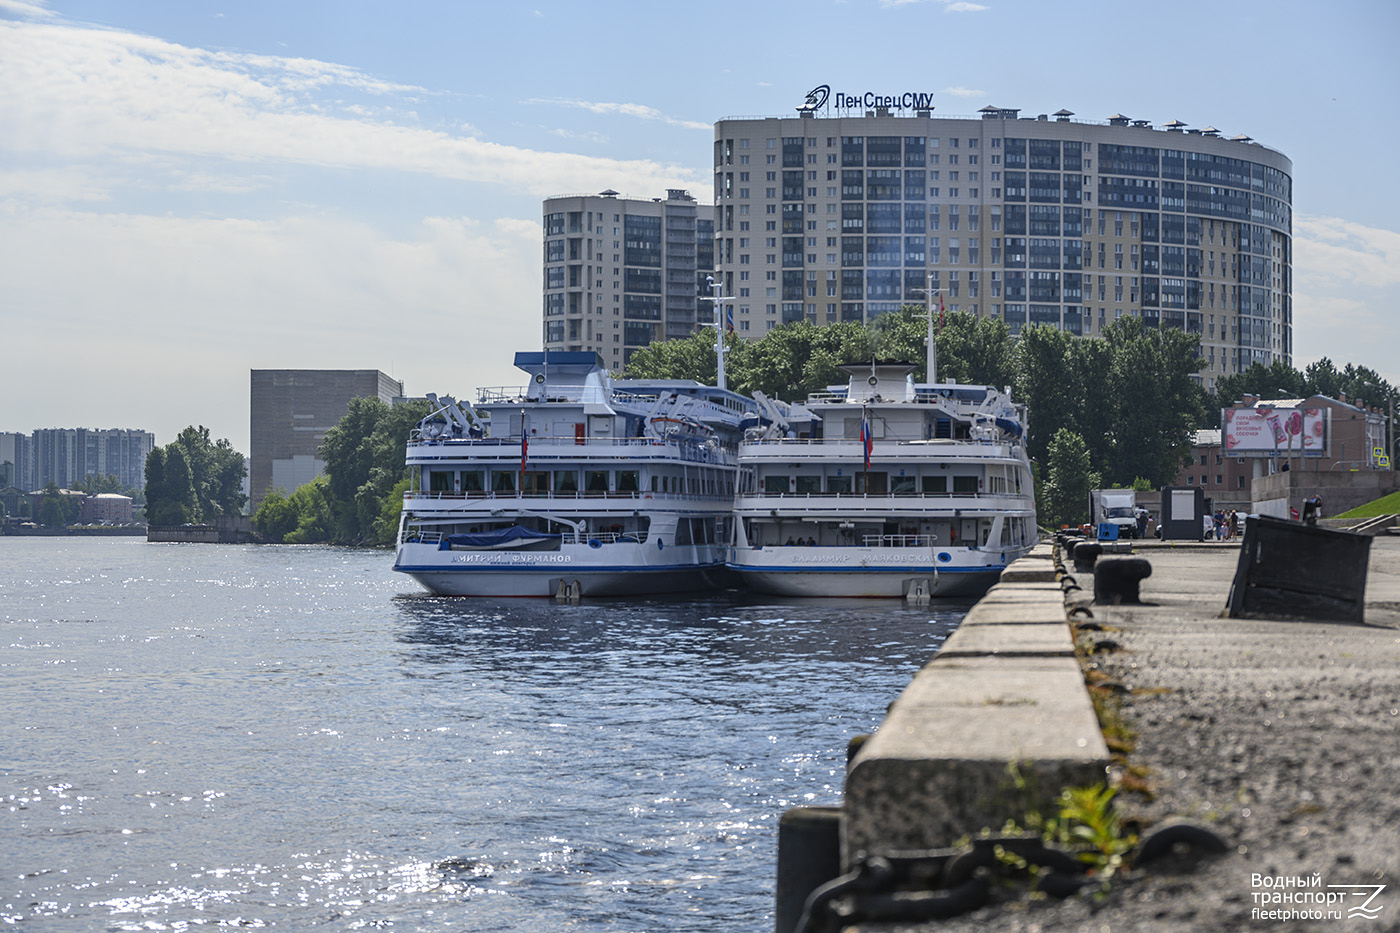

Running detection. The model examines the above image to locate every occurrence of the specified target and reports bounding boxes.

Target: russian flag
[860,416,872,470]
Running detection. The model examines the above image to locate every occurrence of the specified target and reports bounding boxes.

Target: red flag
[860,415,872,471]
[938,292,945,332]
[521,434,529,470]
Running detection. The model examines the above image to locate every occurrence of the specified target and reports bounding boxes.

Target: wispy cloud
[879,0,989,9]
[0,19,705,198]
[526,98,712,131]
[0,0,55,18]
[1293,214,1400,383]
[941,86,987,99]
[550,127,609,144]
[1294,215,1400,290]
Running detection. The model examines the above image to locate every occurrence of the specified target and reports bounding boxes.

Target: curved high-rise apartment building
[713,102,1291,389]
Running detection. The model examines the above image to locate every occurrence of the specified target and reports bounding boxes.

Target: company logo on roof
[797,85,934,114]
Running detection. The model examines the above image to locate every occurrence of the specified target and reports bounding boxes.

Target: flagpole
[519,407,527,497]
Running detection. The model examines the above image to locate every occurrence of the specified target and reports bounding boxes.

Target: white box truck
[1090,489,1139,539]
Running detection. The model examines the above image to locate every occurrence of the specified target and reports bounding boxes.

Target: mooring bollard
[775,806,842,933]
[1072,541,1103,573]
[1094,557,1152,604]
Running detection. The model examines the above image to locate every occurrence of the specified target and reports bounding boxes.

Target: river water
[1,537,966,931]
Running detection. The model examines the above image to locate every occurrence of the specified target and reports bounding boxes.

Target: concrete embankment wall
[147,516,257,544]
[1252,470,1400,519]
[842,543,1107,863]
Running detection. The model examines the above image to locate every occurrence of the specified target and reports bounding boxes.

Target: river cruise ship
[393,352,748,597]
[729,362,1036,598]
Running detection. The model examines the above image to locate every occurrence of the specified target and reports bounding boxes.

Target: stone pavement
[842,535,1400,933]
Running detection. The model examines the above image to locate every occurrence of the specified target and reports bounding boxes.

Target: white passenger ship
[393,352,748,597]
[729,361,1036,598]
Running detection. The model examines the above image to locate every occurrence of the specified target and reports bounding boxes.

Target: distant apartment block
[542,189,715,367]
[249,370,404,508]
[19,428,155,491]
[0,432,32,491]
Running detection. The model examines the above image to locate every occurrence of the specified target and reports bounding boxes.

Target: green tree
[145,427,245,524]
[374,476,412,546]
[868,306,932,372]
[1012,324,1082,468]
[1041,430,1099,529]
[622,330,726,384]
[1208,360,1308,427]
[1100,317,1204,487]
[36,482,81,528]
[174,426,247,518]
[732,320,873,399]
[934,311,1017,390]
[1301,358,1343,400]
[144,446,197,526]
[252,487,299,542]
[283,477,334,543]
[319,397,432,544]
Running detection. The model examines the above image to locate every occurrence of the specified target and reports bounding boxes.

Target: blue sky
[2,0,1397,454]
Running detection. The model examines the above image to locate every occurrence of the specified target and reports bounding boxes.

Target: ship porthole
[657,539,665,550]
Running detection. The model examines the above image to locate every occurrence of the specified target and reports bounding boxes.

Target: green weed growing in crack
[995,764,1139,899]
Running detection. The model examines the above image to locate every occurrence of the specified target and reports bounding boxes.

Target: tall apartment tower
[249,370,404,509]
[714,100,1293,390]
[0,432,33,491]
[542,189,715,368]
[27,428,155,490]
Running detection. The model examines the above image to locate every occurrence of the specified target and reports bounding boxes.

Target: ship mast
[702,275,732,392]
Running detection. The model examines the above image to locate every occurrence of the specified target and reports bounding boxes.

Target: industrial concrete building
[713,95,1293,390]
[249,370,404,509]
[542,189,715,367]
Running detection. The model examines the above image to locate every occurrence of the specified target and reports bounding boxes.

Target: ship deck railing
[737,490,1031,502]
[404,489,735,504]
[745,536,962,549]
[474,387,674,406]
[740,436,1020,451]
[408,433,737,462]
[400,529,651,546]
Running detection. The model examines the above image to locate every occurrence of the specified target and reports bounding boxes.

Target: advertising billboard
[1222,407,1328,457]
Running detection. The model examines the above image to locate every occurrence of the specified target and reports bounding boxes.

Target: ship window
[675,519,693,546]
[429,471,453,492]
[522,471,550,496]
[554,470,578,493]
[922,475,947,493]
[460,470,484,492]
[492,471,515,492]
[953,475,978,494]
[891,475,916,495]
[795,475,822,494]
[827,475,852,494]
[585,470,609,493]
[856,472,887,494]
[764,474,790,493]
[616,470,640,492]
